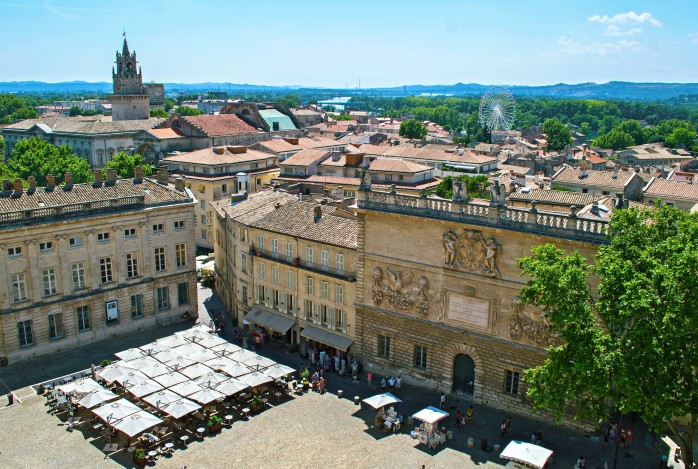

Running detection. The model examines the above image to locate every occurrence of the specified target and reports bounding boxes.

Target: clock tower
[109,35,151,120]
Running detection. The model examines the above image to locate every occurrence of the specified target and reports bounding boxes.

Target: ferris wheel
[479,88,516,131]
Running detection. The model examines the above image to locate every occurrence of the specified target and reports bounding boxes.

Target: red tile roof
[181,114,259,136]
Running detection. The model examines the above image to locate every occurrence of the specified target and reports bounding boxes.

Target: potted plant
[207,414,224,434]
[250,396,264,413]
[37,384,45,395]
[292,257,300,267]
[132,447,147,466]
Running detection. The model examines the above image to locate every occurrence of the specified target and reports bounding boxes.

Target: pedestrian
[536,430,543,443]
[466,405,474,421]
[319,377,326,394]
[624,427,633,448]
[505,416,512,435]
[218,320,225,337]
[232,326,238,337]
[609,424,617,443]
[254,334,261,349]
[209,319,215,333]
[259,331,265,346]
[500,419,507,437]
[439,392,446,409]
[381,377,386,391]
[454,409,462,428]
[396,374,401,390]
[531,432,537,444]
[576,456,586,468]
[388,376,395,391]
[242,336,248,349]
[602,427,610,448]
[367,371,372,388]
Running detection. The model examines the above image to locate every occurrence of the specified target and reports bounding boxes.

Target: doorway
[452,354,475,397]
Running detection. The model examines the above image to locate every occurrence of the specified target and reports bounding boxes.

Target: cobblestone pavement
[0,285,678,469]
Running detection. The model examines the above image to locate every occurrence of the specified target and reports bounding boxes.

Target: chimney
[323,188,330,198]
[46,174,56,190]
[591,200,600,216]
[577,167,587,179]
[106,169,117,185]
[157,169,169,185]
[313,205,322,221]
[175,177,185,192]
[64,172,73,187]
[615,192,624,209]
[2,179,12,194]
[337,186,345,199]
[93,169,103,186]
[13,178,23,195]
[28,176,36,193]
[134,165,145,182]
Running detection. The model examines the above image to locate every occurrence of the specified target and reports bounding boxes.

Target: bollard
[338,390,343,398]
[407,416,413,426]
[446,430,453,440]
[467,437,474,448]
[494,443,501,453]
[354,396,360,405]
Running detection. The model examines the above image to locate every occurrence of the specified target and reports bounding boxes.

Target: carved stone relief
[442,229,500,278]
[508,299,561,346]
[371,266,437,317]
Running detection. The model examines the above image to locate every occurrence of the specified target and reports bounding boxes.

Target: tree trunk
[666,417,695,468]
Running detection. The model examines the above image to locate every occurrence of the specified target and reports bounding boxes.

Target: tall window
[336,253,345,273]
[154,247,166,272]
[306,277,314,295]
[378,335,391,358]
[241,253,247,273]
[76,306,91,332]
[42,268,57,296]
[174,220,185,230]
[335,309,346,331]
[258,262,265,280]
[320,281,329,299]
[240,227,247,242]
[39,241,53,252]
[303,299,313,321]
[178,282,190,305]
[336,285,344,304]
[152,223,164,233]
[132,294,145,318]
[11,272,27,302]
[505,370,520,396]
[321,250,329,268]
[306,247,314,264]
[286,242,293,260]
[257,235,264,251]
[100,257,113,283]
[175,243,187,267]
[48,313,64,340]
[271,265,279,285]
[124,228,137,238]
[241,285,248,304]
[285,293,296,315]
[286,271,294,289]
[271,238,278,255]
[156,287,169,311]
[72,262,86,290]
[126,253,139,278]
[8,246,23,258]
[69,236,83,248]
[413,344,428,369]
[97,232,111,242]
[18,320,33,347]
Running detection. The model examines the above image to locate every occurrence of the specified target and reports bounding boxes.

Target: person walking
[454,409,462,428]
[624,427,633,448]
[505,416,512,435]
[380,377,387,391]
[218,320,225,337]
[396,374,401,390]
[576,456,586,468]
[500,419,507,437]
[466,405,475,421]
[367,371,372,388]
[439,392,446,410]
[602,427,610,448]
[388,376,395,392]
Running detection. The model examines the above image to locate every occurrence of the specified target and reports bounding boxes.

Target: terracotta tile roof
[163,146,276,165]
[249,201,357,249]
[275,175,362,186]
[319,155,349,167]
[509,189,603,206]
[180,114,259,136]
[621,145,693,160]
[551,166,637,189]
[280,148,331,167]
[252,137,340,154]
[643,178,698,201]
[4,116,164,134]
[0,178,190,218]
[211,190,297,222]
[359,144,497,164]
[368,158,432,173]
[147,128,185,139]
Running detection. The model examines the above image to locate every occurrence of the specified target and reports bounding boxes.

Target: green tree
[7,137,92,186]
[69,106,82,117]
[150,109,169,118]
[665,127,696,150]
[542,118,572,152]
[617,120,645,145]
[164,98,175,112]
[517,204,698,468]
[398,119,428,140]
[174,106,203,116]
[11,107,39,121]
[593,129,635,150]
[430,175,490,200]
[278,94,300,109]
[103,152,153,179]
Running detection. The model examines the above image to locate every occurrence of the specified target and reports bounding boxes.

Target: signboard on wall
[105,300,118,321]
[446,291,491,332]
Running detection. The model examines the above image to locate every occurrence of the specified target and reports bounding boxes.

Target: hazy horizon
[1,1,697,87]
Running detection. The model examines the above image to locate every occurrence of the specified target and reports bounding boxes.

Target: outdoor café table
[92,422,104,431]
[165,442,175,452]
[275,392,282,402]
[242,407,250,419]
[180,435,189,446]
[196,427,205,439]
[148,450,158,461]
[127,446,136,453]
[225,415,233,425]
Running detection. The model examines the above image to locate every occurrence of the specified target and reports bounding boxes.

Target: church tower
[109,35,150,120]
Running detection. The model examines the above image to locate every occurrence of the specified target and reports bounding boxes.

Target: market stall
[411,406,449,449]
[499,440,553,469]
[362,393,404,432]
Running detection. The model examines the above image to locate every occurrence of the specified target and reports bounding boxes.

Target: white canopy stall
[500,441,553,469]
[362,393,402,410]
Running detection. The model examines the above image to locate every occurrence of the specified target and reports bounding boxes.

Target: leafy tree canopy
[278,94,300,109]
[7,137,92,186]
[542,118,572,152]
[150,109,169,118]
[103,152,153,179]
[331,113,354,121]
[398,119,428,140]
[593,128,635,151]
[174,106,203,116]
[429,175,490,200]
[517,204,698,467]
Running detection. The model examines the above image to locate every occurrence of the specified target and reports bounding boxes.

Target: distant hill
[2,80,698,100]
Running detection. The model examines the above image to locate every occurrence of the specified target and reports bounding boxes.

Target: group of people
[602,424,633,449]
[452,405,475,427]
[379,374,401,392]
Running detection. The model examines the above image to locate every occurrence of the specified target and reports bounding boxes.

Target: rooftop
[163,146,276,166]
[280,148,331,167]
[643,177,698,201]
[368,158,432,173]
[3,116,164,135]
[258,109,297,131]
[175,114,260,136]
[551,166,637,189]
[359,144,497,165]
[252,137,340,154]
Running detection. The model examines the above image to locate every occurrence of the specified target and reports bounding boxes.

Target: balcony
[249,247,356,282]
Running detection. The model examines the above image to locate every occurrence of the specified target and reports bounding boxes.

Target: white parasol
[500,441,553,469]
[93,398,141,422]
[143,389,181,408]
[166,355,198,371]
[110,410,163,438]
[151,349,183,364]
[125,379,164,398]
[159,398,201,419]
[153,371,188,388]
[115,348,146,361]
[175,324,210,336]
[75,388,119,409]
[188,387,225,405]
[412,406,449,425]
[195,334,228,349]
[262,364,295,380]
[114,370,149,386]
[179,363,213,380]
[193,372,230,387]
[187,348,218,363]
[362,393,402,410]
[232,349,259,363]
[239,354,276,370]
[57,377,103,394]
[213,378,249,397]
[215,361,252,378]
[157,334,189,348]
[172,342,206,357]
[237,371,273,388]
[98,362,139,383]
[211,343,242,355]
[170,381,202,397]
[139,341,170,355]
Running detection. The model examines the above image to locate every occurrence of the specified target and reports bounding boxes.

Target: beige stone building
[0,170,197,365]
[162,145,279,250]
[352,183,608,423]
[211,190,358,358]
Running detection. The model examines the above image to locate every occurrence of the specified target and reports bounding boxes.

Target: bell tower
[109,34,150,120]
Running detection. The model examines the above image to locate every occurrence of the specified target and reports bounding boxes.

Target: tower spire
[122,30,129,56]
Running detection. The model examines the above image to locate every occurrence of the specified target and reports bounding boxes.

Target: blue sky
[1,0,698,87]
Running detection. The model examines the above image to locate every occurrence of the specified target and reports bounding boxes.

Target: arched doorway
[452,354,475,397]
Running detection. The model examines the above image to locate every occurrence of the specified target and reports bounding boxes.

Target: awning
[244,308,296,334]
[300,325,353,351]
[500,441,553,469]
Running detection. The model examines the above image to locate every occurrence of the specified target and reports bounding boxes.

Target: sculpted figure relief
[371,266,436,317]
[508,299,561,347]
[442,229,500,278]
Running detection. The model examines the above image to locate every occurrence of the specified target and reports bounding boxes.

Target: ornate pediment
[442,229,500,278]
[371,266,436,317]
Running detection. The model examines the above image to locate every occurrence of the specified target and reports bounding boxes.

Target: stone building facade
[0,171,197,365]
[353,185,607,424]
